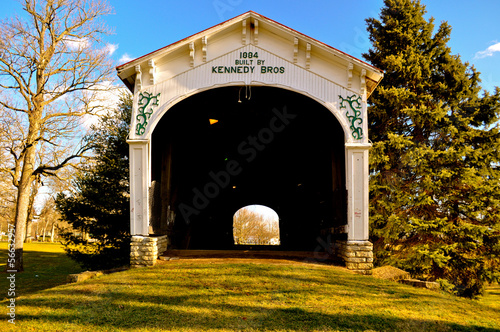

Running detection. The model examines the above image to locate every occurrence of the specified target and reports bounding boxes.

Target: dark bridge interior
[150,86,347,251]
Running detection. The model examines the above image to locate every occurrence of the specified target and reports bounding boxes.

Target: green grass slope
[1,254,499,332]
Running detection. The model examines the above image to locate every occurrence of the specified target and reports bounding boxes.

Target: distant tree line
[233,207,280,246]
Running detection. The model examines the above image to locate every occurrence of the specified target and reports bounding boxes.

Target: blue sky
[2,0,499,93]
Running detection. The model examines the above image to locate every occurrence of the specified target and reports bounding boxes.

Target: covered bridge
[116,11,383,274]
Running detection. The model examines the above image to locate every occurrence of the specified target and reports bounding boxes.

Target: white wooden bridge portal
[116,11,383,274]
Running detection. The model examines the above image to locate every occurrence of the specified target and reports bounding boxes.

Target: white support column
[128,139,150,236]
[345,142,371,241]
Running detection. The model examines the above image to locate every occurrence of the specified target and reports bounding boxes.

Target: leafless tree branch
[0,0,116,271]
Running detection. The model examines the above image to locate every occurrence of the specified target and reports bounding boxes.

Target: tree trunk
[50,222,55,242]
[25,218,31,241]
[12,111,41,272]
[25,177,40,243]
[13,166,34,271]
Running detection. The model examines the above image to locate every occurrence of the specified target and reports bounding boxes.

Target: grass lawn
[0,245,499,331]
[0,242,84,298]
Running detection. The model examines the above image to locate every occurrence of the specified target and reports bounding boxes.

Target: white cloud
[118,53,134,64]
[104,43,119,56]
[475,42,500,59]
[64,37,90,51]
[81,81,130,129]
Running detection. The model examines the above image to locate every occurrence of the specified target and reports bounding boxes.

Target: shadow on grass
[0,247,497,331]
[13,262,500,332]
[17,298,500,332]
[0,246,84,299]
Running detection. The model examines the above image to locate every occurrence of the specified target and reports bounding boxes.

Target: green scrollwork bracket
[136,91,161,135]
[339,94,363,140]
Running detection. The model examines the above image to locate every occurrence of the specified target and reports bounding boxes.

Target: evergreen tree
[56,94,132,270]
[364,0,500,297]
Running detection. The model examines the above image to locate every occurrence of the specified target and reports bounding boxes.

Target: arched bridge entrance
[116,11,383,274]
[150,86,346,251]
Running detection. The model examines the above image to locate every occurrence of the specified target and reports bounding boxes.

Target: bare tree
[233,207,280,245]
[0,173,16,240]
[41,165,77,242]
[37,196,59,242]
[0,110,18,240]
[0,0,115,271]
[233,208,260,245]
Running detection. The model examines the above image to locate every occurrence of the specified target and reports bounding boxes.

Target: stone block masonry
[335,240,373,275]
[130,235,168,267]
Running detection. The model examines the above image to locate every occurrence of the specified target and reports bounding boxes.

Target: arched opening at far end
[233,205,280,246]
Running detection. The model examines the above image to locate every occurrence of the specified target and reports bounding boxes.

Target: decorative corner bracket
[202,36,207,62]
[360,69,367,97]
[306,43,311,69]
[253,19,259,45]
[189,42,195,67]
[136,91,161,136]
[347,62,353,89]
[293,37,299,63]
[242,19,247,45]
[339,95,363,140]
[135,65,142,92]
[148,60,156,85]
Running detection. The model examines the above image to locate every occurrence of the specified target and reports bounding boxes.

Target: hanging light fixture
[238,85,252,103]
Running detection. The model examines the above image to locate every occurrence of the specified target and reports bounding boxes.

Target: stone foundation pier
[335,240,373,275]
[130,235,168,267]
